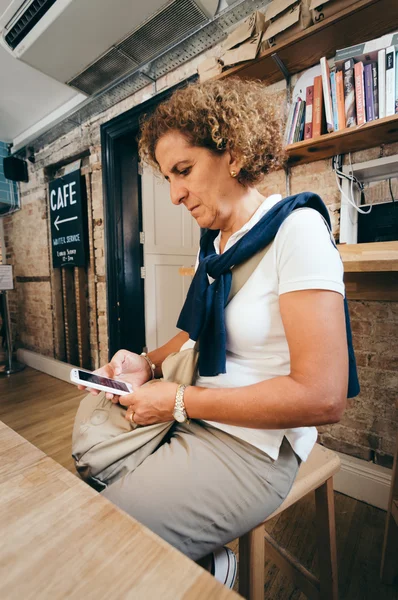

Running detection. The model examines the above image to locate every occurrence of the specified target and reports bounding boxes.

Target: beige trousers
[101,420,300,561]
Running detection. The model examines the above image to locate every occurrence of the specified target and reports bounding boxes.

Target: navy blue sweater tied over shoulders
[177,192,360,399]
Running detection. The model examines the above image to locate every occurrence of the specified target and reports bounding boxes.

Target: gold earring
[230,170,237,178]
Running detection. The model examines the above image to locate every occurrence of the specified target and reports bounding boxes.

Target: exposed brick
[357,367,398,391]
[319,433,373,461]
[349,300,392,321]
[373,321,398,338]
[374,452,394,469]
[368,354,398,371]
[350,320,373,336]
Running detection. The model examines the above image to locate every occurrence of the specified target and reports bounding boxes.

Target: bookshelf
[287,114,398,166]
[219,0,398,87]
[218,0,398,167]
[215,0,398,292]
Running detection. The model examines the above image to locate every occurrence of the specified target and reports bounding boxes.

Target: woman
[85,78,356,587]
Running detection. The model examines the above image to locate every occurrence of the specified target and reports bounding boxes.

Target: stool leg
[315,477,339,600]
[239,525,265,600]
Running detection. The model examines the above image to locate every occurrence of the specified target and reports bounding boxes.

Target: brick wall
[3,47,397,467]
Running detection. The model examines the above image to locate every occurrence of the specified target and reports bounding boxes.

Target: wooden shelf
[219,0,398,87]
[287,115,398,166]
[338,242,398,301]
[180,243,398,301]
[180,243,398,274]
[337,242,398,272]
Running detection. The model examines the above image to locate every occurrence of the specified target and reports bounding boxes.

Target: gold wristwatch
[173,384,189,423]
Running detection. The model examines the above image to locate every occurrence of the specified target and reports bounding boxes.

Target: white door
[141,166,200,350]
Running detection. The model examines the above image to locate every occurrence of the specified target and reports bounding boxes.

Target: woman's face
[155,130,241,230]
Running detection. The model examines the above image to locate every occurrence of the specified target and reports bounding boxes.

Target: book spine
[395,49,398,113]
[296,101,306,143]
[386,46,396,117]
[343,58,357,127]
[336,70,345,130]
[372,62,379,119]
[289,100,301,145]
[313,75,324,137]
[364,63,374,122]
[284,102,296,145]
[378,48,386,119]
[354,62,366,126]
[330,71,339,131]
[320,57,334,132]
[304,85,314,140]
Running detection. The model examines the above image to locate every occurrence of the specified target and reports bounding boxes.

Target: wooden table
[0,421,240,599]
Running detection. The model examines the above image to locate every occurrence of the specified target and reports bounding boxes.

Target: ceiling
[0,0,267,151]
[0,0,85,144]
[0,0,228,147]
[0,43,85,144]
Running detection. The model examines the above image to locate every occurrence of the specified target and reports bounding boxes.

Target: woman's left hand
[120,381,178,426]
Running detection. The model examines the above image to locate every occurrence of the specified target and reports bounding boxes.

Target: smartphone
[70,368,133,396]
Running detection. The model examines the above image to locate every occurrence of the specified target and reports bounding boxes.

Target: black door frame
[101,77,195,359]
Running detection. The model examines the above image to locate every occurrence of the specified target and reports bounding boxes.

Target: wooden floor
[1,367,397,600]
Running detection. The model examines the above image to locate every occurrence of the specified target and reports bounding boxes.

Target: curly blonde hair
[138,77,286,186]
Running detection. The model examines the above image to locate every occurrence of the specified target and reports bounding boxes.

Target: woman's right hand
[77,349,152,402]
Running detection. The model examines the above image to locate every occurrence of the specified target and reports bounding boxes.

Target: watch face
[173,409,186,423]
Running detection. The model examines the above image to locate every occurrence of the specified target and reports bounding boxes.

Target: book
[313,75,324,137]
[294,101,306,143]
[364,63,375,122]
[396,48,398,113]
[372,62,379,119]
[335,31,398,65]
[378,48,386,119]
[330,70,338,131]
[354,62,366,126]
[336,70,346,130]
[304,85,314,139]
[289,100,301,145]
[386,46,396,116]
[320,57,334,132]
[284,102,297,145]
[343,58,357,127]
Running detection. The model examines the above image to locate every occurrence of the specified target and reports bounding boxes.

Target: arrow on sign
[54,215,78,231]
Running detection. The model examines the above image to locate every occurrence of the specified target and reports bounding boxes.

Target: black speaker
[3,156,29,182]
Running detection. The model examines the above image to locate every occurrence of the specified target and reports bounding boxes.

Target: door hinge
[140,267,146,279]
[140,231,145,244]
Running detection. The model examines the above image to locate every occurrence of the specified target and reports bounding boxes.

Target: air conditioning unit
[0,0,219,95]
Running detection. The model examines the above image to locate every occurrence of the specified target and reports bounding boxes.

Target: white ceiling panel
[0,45,85,143]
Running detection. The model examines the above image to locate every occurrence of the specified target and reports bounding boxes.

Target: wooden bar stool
[380,403,398,584]
[239,443,341,600]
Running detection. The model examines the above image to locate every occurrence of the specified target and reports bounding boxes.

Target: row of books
[284,31,398,145]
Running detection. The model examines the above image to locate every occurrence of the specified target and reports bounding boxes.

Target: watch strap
[174,384,189,421]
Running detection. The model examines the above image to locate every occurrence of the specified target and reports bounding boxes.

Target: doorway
[101,79,197,360]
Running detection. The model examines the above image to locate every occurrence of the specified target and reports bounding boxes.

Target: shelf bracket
[271,53,291,84]
[272,52,292,106]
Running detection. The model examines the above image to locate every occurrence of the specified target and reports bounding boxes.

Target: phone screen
[77,370,130,393]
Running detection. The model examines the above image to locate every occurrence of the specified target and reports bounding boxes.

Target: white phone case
[70,368,133,396]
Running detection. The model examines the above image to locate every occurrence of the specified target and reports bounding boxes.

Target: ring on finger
[129,411,135,424]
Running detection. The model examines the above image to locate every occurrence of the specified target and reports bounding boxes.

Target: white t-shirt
[180,194,345,462]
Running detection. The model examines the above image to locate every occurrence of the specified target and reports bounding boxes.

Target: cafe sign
[49,171,87,268]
